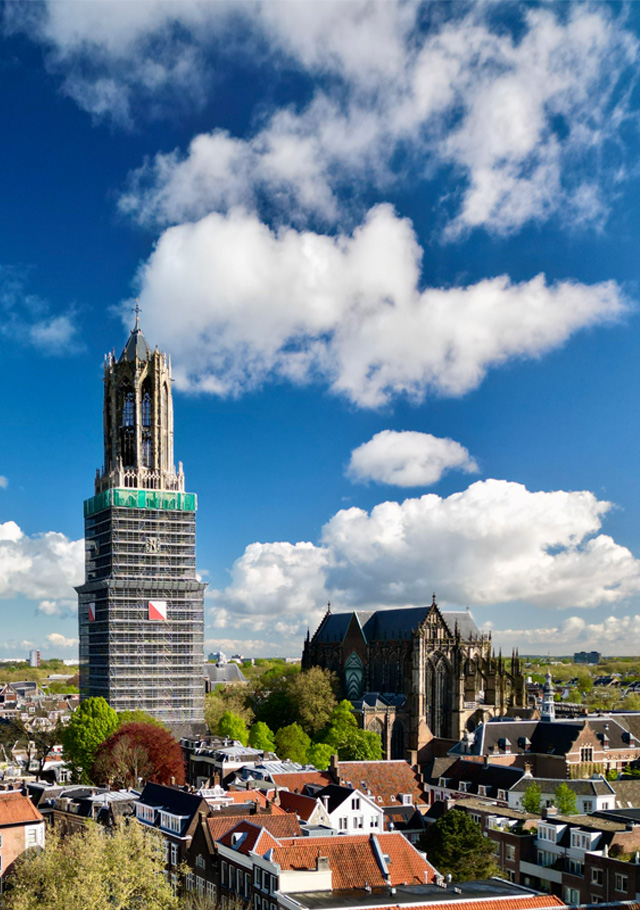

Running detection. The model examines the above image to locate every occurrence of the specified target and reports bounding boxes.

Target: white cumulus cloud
[0,521,83,603]
[347,430,479,487]
[491,614,640,656]
[210,480,640,652]
[132,205,627,407]
[46,632,78,649]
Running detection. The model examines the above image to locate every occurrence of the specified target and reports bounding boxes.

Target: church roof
[120,325,151,362]
[313,606,481,644]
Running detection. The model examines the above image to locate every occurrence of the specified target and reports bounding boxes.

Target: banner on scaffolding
[88,603,95,622]
[148,600,167,621]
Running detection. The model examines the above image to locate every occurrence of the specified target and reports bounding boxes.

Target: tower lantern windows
[122,391,135,427]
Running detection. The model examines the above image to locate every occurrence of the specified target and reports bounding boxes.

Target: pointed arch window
[142,391,151,427]
[122,391,135,427]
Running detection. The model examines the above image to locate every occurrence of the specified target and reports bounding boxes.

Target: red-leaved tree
[91,723,185,788]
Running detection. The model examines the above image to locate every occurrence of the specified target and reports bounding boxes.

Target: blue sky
[2,1,640,659]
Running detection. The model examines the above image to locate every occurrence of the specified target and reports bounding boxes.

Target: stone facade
[302,597,525,761]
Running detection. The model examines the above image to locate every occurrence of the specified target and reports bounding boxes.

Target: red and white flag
[148,600,167,621]
[88,603,96,622]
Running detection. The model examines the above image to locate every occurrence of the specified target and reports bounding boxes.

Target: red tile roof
[372,899,565,910]
[0,792,44,826]
[278,790,320,821]
[273,832,436,890]
[218,820,281,856]
[271,772,332,792]
[208,812,301,844]
[337,761,427,807]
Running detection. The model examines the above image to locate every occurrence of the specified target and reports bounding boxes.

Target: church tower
[77,316,206,727]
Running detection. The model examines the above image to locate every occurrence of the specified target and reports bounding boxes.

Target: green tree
[275,723,311,763]
[418,810,499,882]
[62,697,119,782]
[521,782,542,814]
[251,666,299,731]
[218,710,249,746]
[117,710,164,728]
[248,721,275,752]
[553,782,577,816]
[307,742,334,770]
[288,667,338,736]
[318,700,381,760]
[3,820,179,910]
[204,688,254,734]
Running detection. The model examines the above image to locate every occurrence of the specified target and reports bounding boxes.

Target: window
[339,817,348,831]
[221,861,227,886]
[580,746,594,762]
[270,875,277,893]
[567,859,583,877]
[565,886,580,904]
[196,877,205,896]
[615,873,628,893]
[122,392,135,427]
[170,873,178,895]
[498,790,507,801]
[163,839,170,863]
[370,816,379,828]
[170,843,178,866]
[351,797,360,810]
[246,873,251,895]
[591,869,603,885]
[142,391,151,427]
[254,868,261,887]
[26,828,38,847]
[262,870,270,892]
[186,872,195,892]
[402,794,413,805]
[459,781,468,793]
[505,845,516,862]
[207,882,217,902]
[478,785,488,797]
[196,854,206,869]
[254,898,259,910]
[355,815,364,829]
[583,801,593,813]
[229,866,235,891]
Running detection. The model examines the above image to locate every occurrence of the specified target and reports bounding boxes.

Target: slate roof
[208,812,301,844]
[137,782,207,835]
[336,760,427,807]
[424,758,523,798]
[121,326,151,362]
[510,777,614,797]
[313,784,360,814]
[273,832,436,889]
[314,607,480,645]
[0,792,43,826]
[454,716,639,758]
[610,779,640,809]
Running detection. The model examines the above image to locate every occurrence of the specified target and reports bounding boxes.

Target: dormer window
[402,794,413,805]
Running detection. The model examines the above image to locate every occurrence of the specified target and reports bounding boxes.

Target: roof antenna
[327,601,332,614]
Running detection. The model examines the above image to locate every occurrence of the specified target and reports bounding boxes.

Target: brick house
[0,791,45,889]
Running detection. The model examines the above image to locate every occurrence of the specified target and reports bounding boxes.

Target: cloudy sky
[2,0,640,659]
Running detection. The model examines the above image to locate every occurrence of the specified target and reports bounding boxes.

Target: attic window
[402,794,413,806]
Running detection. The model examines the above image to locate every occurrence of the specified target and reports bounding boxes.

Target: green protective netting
[84,488,197,517]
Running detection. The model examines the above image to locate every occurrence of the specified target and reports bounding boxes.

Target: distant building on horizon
[76,316,206,728]
[28,649,40,668]
[575,650,601,665]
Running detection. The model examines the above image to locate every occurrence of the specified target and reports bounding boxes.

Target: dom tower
[77,317,205,727]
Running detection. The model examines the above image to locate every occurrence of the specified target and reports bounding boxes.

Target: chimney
[170,776,176,787]
[322,796,330,812]
[329,753,339,779]
[524,762,532,776]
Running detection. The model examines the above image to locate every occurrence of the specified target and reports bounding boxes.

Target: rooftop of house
[284,880,565,910]
[208,812,302,844]
[270,771,334,792]
[424,758,524,798]
[278,789,322,821]
[273,832,436,890]
[336,761,428,808]
[137,782,207,834]
[217,819,281,855]
[509,777,615,797]
[313,785,370,815]
[0,792,44,827]
[313,606,481,646]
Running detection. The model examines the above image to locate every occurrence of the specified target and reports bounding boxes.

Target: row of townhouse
[423,757,627,816]
[451,797,640,905]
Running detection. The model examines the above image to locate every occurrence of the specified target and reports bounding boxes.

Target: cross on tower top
[133,300,142,329]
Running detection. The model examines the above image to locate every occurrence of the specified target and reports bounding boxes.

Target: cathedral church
[302,597,526,761]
